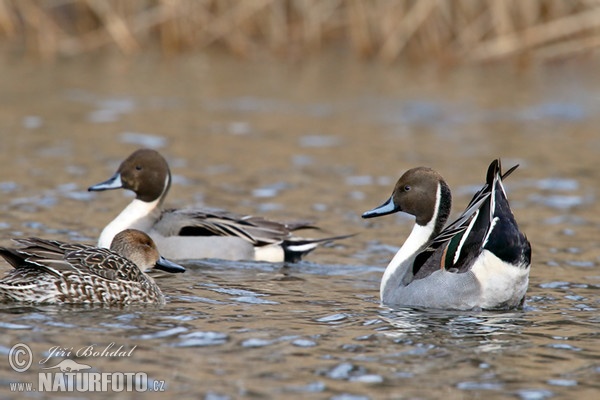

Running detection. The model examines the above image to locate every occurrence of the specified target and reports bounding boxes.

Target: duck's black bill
[154,256,186,273]
[88,172,123,192]
[362,196,399,219]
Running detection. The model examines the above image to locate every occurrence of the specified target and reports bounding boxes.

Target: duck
[88,148,350,262]
[0,229,185,305]
[362,159,531,311]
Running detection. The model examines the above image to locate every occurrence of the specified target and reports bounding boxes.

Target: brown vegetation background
[1,0,600,63]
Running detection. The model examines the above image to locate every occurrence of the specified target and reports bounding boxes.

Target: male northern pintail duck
[362,159,531,311]
[88,148,349,262]
[0,229,184,305]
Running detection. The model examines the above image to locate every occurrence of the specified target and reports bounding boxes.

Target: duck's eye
[135,165,142,171]
[404,185,411,191]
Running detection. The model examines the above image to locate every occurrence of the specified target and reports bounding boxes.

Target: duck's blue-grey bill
[362,196,398,218]
[88,172,123,192]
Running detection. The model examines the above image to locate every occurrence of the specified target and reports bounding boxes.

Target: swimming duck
[88,148,349,262]
[0,229,185,305]
[362,159,531,310]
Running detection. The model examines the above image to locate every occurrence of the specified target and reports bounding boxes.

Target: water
[1,54,600,399]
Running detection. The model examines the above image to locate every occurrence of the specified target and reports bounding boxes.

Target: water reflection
[1,56,600,398]
[379,308,529,345]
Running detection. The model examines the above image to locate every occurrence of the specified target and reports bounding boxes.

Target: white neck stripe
[380,182,443,299]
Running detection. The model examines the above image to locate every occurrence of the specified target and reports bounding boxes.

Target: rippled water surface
[1,54,599,399]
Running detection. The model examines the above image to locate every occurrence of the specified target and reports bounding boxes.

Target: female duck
[362,159,531,310]
[0,229,185,305]
[88,149,348,262]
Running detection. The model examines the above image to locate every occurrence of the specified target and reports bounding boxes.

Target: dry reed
[1,0,600,63]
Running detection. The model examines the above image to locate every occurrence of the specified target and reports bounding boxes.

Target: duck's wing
[413,160,519,278]
[0,238,141,283]
[0,238,85,278]
[432,160,518,245]
[61,247,145,282]
[155,208,319,246]
[153,208,353,262]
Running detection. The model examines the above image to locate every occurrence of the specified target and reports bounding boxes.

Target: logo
[42,359,92,372]
[8,343,166,393]
[8,343,32,373]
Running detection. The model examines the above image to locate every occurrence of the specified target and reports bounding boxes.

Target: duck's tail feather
[0,247,25,269]
[282,234,356,263]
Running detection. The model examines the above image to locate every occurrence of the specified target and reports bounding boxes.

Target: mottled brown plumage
[0,229,184,305]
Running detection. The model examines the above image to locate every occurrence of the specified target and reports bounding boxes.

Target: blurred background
[1,1,599,399]
[2,0,600,63]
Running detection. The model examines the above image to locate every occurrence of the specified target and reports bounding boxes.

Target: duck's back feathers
[412,159,530,281]
[153,208,350,262]
[2,238,142,282]
[157,208,311,245]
